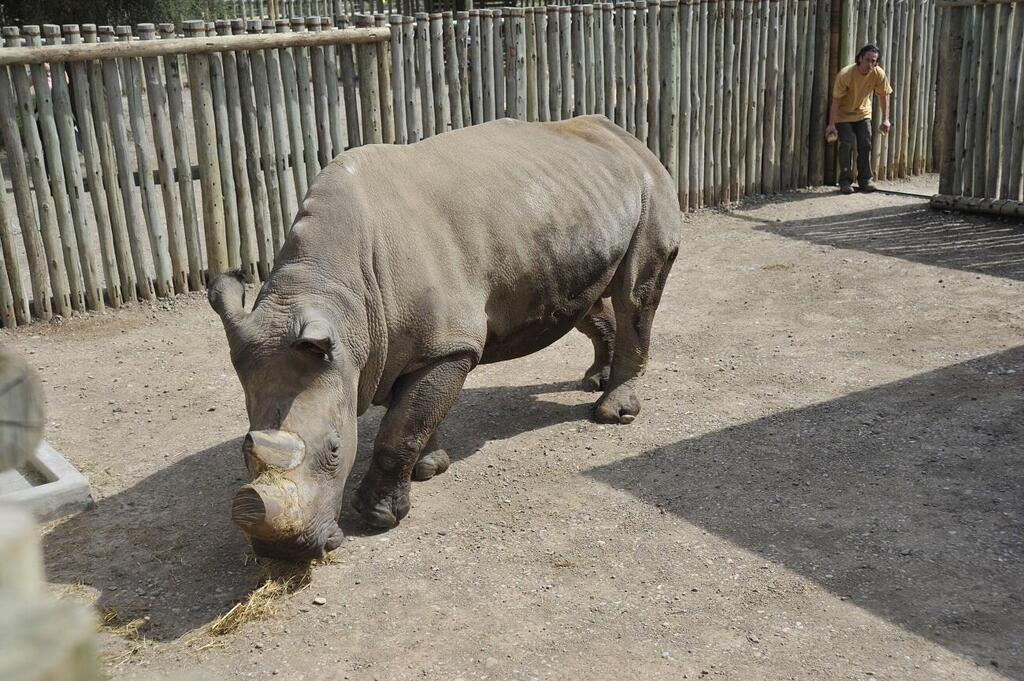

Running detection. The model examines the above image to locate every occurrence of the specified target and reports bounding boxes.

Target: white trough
[0,441,94,521]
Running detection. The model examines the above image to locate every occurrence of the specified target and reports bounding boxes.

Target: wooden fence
[0,1,940,327]
[933,0,1024,216]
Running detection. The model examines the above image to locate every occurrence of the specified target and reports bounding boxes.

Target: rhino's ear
[293,318,334,359]
[208,271,247,329]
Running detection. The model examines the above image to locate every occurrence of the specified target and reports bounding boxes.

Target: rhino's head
[209,272,357,561]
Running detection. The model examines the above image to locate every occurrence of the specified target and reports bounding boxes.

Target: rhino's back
[300,116,672,390]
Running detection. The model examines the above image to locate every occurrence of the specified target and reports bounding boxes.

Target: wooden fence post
[0,166,20,325]
[117,25,175,297]
[356,14,384,143]
[21,26,86,313]
[469,10,485,124]
[1006,2,1024,201]
[389,15,408,143]
[509,8,527,120]
[159,23,204,290]
[438,12,460,129]
[42,25,105,311]
[215,20,260,282]
[585,4,597,116]
[291,17,321,185]
[375,14,396,143]
[336,17,363,149]
[183,20,229,280]
[602,3,616,121]
[43,25,108,311]
[646,0,660,154]
[526,7,539,120]
[0,155,28,325]
[260,18,298,241]
[402,15,422,140]
[534,7,550,122]
[675,0,690,209]
[593,3,605,118]
[430,13,449,132]
[457,11,473,128]
[137,23,189,294]
[635,1,648,143]
[547,5,562,121]
[201,22,242,271]
[3,28,69,318]
[322,17,346,155]
[232,22,276,270]
[658,0,679,186]
[936,5,963,196]
[78,24,132,304]
[493,9,506,117]
[307,17,334,163]
[572,5,587,117]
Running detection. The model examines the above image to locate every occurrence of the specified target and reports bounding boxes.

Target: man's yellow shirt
[832,64,893,123]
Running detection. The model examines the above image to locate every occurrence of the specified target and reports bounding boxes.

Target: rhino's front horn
[232,484,294,539]
[243,429,306,473]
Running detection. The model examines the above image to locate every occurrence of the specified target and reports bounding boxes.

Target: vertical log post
[159,23,204,290]
[390,15,409,143]
[244,19,287,262]
[22,26,85,312]
[137,24,189,294]
[183,20,229,280]
[43,24,104,310]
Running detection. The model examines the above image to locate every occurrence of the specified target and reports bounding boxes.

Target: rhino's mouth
[248,522,345,562]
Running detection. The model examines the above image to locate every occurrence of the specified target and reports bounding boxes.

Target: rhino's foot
[413,448,451,481]
[581,363,611,392]
[593,384,641,424]
[354,473,412,529]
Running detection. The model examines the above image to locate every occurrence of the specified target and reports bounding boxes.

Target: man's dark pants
[837,119,873,187]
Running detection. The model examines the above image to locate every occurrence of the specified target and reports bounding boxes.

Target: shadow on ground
[587,347,1024,677]
[751,202,1024,280]
[42,379,589,641]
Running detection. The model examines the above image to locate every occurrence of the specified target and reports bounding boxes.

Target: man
[826,44,893,194]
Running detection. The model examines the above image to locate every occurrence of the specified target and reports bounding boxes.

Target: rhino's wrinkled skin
[210,116,682,560]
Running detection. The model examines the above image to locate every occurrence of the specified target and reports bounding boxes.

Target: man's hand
[826,123,837,136]
[880,119,892,134]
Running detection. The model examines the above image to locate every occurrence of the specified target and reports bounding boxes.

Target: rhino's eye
[328,434,341,453]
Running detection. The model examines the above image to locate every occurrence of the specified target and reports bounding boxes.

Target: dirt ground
[4,174,1023,681]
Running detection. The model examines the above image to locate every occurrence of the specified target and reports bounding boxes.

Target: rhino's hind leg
[413,433,451,481]
[594,222,679,425]
[575,298,616,392]
[354,354,474,528]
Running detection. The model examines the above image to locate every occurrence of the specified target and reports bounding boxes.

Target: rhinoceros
[210,116,681,560]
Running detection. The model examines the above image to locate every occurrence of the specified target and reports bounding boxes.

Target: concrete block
[0,442,94,521]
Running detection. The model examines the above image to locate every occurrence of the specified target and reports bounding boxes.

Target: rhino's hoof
[413,449,451,481]
[593,389,641,425]
[356,489,411,529]
[361,502,399,529]
[581,365,610,392]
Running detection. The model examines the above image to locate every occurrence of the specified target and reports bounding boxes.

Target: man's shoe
[859,180,878,193]
[839,183,854,195]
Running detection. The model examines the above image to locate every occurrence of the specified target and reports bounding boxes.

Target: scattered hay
[98,607,149,669]
[204,561,311,638]
[99,606,148,639]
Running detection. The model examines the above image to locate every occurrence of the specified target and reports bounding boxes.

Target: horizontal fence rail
[0,2,940,328]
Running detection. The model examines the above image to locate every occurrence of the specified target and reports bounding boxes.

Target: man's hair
[856,44,881,65]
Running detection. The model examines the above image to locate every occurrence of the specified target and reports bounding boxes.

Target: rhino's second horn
[243,429,306,472]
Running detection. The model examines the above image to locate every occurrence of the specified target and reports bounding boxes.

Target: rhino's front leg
[355,354,474,528]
